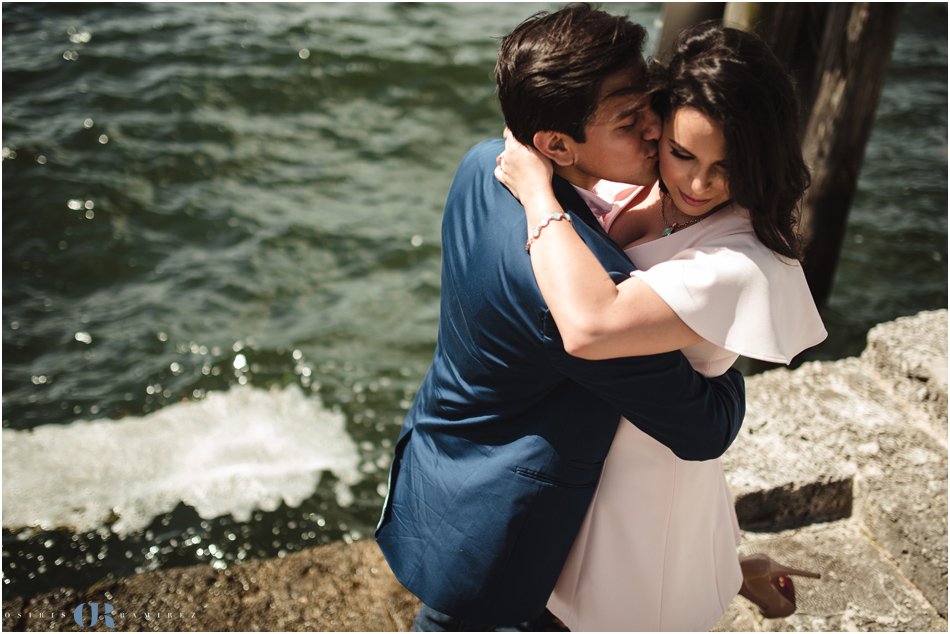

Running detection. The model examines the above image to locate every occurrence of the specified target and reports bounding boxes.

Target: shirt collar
[570,184,614,219]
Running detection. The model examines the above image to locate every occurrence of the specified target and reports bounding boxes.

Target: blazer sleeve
[544,314,745,461]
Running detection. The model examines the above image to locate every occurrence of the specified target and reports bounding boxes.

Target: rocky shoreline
[3,309,946,632]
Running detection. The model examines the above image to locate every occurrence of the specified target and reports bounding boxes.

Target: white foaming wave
[2,385,362,536]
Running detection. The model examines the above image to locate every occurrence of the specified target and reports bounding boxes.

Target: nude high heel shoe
[738,553,821,618]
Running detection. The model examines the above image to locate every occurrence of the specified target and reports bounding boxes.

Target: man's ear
[533,131,576,167]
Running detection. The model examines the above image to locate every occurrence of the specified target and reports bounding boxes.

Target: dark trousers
[412,604,562,632]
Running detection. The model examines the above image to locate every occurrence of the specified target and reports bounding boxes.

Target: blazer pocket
[566,458,603,471]
[514,466,600,489]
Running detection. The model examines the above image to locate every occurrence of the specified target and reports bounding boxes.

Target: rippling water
[2,2,946,599]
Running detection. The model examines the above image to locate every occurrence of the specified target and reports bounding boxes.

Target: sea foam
[2,385,362,536]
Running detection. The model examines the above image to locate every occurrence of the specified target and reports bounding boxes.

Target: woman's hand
[494,128,554,207]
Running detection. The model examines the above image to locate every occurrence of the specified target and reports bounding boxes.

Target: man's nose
[640,109,661,141]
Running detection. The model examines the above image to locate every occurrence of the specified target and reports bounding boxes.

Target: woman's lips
[679,190,711,207]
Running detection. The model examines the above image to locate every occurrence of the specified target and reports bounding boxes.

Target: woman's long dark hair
[651,22,810,260]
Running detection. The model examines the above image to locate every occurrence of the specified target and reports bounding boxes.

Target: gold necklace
[659,195,730,236]
[660,196,704,236]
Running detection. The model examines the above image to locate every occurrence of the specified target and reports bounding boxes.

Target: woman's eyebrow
[668,138,691,154]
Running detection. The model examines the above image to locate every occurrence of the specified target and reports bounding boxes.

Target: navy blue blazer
[375,139,745,625]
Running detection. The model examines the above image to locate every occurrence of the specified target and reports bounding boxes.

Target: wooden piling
[794,3,904,308]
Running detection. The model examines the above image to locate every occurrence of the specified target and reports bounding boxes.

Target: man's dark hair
[495,4,649,146]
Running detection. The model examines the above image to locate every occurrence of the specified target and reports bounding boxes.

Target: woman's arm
[496,132,703,360]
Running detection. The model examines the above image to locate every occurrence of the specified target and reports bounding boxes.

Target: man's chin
[628,166,659,187]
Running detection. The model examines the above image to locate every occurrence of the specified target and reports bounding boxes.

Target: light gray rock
[863,309,948,438]
[857,458,948,620]
[722,309,948,624]
[715,520,948,632]
[724,362,858,530]
[717,309,948,629]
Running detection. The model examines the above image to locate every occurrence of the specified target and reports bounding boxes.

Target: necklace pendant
[662,226,674,237]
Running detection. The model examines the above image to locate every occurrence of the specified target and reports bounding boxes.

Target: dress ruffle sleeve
[630,211,827,364]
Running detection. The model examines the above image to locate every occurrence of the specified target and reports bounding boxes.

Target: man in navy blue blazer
[376,5,746,630]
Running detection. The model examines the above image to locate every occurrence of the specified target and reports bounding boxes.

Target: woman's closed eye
[669,146,728,175]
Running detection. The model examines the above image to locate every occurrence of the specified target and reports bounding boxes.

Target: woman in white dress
[495,22,826,631]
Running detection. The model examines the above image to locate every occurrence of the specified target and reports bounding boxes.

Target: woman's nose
[691,170,711,193]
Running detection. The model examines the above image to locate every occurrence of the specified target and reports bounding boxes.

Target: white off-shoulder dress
[546,186,827,632]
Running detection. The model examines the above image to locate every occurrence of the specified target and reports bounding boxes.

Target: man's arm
[546,328,745,461]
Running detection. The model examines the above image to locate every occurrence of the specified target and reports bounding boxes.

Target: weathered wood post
[762,4,832,121]
[794,3,904,308]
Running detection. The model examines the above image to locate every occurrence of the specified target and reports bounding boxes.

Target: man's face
[562,65,661,190]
